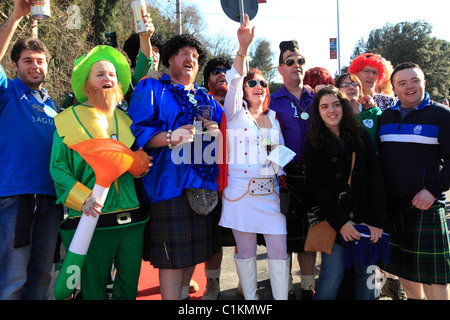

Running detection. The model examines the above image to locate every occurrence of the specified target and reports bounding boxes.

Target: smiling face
[339,75,361,102]
[318,94,343,136]
[168,46,199,86]
[12,50,48,90]
[87,60,118,90]
[392,67,426,109]
[84,60,123,117]
[244,74,268,108]
[208,64,228,98]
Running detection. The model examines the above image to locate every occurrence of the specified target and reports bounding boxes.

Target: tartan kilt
[257,172,313,251]
[143,194,220,269]
[382,205,450,285]
[285,174,314,253]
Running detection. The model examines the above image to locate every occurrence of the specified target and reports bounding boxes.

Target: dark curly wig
[202,56,232,90]
[161,33,207,69]
[123,32,165,69]
[308,85,363,150]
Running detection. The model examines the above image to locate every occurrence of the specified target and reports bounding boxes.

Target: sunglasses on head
[281,57,306,67]
[211,67,229,76]
[246,79,268,88]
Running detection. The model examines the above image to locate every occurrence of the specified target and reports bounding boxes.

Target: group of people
[1,0,449,302]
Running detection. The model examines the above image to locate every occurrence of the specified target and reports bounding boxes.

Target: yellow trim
[65,181,92,212]
[55,105,135,147]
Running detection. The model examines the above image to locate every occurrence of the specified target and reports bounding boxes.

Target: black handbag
[279,186,291,215]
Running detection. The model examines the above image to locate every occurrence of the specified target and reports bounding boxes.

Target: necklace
[252,112,271,148]
[187,88,197,106]
[171,78,197,106]
[163,74,218,183]
[290,99,310,120]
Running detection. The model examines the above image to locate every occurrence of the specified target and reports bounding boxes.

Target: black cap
[279,40,301,65]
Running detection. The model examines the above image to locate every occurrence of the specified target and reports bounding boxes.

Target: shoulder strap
[347,152,356,185]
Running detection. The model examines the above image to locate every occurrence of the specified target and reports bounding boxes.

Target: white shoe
[268,257,290,300]
[234,255,258,300]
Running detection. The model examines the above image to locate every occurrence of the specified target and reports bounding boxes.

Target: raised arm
[223,14,255,121]
[233,13,255,76]
[0,0,30,61]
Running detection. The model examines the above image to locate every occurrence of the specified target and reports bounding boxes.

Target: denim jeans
[313,242,380,300]
[0,195,62,300]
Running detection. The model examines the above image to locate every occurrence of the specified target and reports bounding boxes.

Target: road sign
[330,38,337,59]
[221,0,258,23]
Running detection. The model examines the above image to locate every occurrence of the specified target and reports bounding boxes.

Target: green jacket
[357,106,382,150]
[49,104,140,220]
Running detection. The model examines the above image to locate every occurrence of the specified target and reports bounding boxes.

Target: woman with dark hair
[305,86,389,300]
[218,14,289,300]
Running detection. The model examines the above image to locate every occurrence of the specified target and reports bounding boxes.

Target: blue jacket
[128,75,223,204]
[0,65,58,197]
[378,93,450,207]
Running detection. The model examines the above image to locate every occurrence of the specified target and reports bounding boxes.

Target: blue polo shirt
[0,65,58,197]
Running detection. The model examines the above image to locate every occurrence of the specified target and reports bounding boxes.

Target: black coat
[305,129,389,233]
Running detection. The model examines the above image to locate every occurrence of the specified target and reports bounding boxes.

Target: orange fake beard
[83,81,124,117]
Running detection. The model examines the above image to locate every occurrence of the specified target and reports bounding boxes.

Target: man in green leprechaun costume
[49,45,151,300]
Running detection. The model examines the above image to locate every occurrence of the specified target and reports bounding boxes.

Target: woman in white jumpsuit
[218,14,289,300]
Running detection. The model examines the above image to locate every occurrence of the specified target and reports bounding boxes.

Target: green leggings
[60,222,145,300]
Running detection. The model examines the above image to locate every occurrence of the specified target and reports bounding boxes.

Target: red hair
[348,53,387,87]
[303,67,334,88]
[243,68,270,113]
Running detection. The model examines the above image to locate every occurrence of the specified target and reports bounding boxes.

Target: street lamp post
[337,0,341,75]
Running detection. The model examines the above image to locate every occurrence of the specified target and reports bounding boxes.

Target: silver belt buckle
[117,212,132,225]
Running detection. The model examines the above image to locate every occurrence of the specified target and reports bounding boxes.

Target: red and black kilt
[143,194,220,269]
[382,205,450,285]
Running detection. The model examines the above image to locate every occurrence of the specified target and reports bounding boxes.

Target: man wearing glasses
[348,53,397,111]
[270,40,316,300]
[203,57,232,105]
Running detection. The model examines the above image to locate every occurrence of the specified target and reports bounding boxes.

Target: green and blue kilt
[382,205,450,285]
[144,193,220,269]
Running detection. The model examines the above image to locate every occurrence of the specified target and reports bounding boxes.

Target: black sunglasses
[281,57,306,67]
[211,67,229,76]
[246,79,268,88]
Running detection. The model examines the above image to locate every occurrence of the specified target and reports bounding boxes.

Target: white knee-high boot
[234,255,258,300]
[268,256,290,300]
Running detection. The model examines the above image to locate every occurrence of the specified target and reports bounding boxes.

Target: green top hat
[71,45,131,104]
